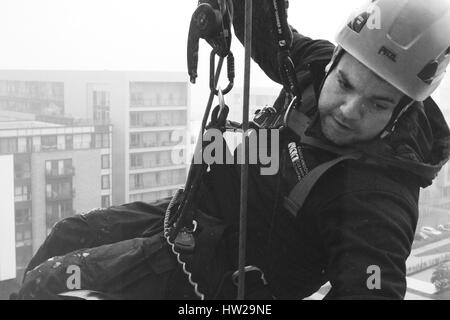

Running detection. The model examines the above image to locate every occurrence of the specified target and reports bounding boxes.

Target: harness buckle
[173,220,198,253]
[231,266,268,287]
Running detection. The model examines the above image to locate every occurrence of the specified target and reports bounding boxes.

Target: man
[195,0,450,299]
[17,0,450,300]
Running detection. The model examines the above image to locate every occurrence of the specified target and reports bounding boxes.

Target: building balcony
[15,239,33,248]
[14,172,32,184]
[46,209,76,226]
[14,196,32,203]
[15,222,32,232]
[14,172,31,179]
[130,123,187,130]
[0,94,64,103]
[45,167,75,178]
[128,184,184,195]
[46,190,74,201]
[129,164,187,173]
[129,178,186,192]
[129,140,185,150]
[129,106,187,112]
[130,99,187,108]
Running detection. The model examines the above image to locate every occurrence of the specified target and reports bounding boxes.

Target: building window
[172,169,186,185]
[129,194,140,202]
[130,112,142,127]
[168,93,174,105]
[130,133,141,148]
[65,135,73,150]
[0,137,18,154]
[101,154,110,169]
[41,135,58,151]
[46,201,72,227]
[15,161,31,179]
[446,164,450,183]
[16,225,33,248]
[46,181,72,199]
[94,106,110,123]
[156,93,161,105]
[158,171,170,185]
[144,133,157,148]
[130,174,144,190]
[444,186,450,198]
[17,137,31,153]
[101,195,110,208]
[130,153,143,169]
[101,175,110,190]
[95,133,110,149]
[14,185,31,202]
[158,151,172,166]
[45,159,73,176]
[93,91,110,107]
[130,91,144,106]
[158,132,171,147]
[16,246,33,270]
[143,172,157,188]
[129,82,187,107]
[93,90,110,123]
[46,203,60,227]
[15,208,32,225]
[73,134,92,149]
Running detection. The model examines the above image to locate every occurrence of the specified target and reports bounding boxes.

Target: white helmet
[336,0,450,102]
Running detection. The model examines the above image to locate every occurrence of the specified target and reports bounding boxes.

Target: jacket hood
[357,98,450,188]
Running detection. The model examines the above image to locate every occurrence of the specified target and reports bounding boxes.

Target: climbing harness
[164,0,237,300]
[167,0,300,300]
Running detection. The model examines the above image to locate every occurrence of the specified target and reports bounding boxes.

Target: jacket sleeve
[316,190,417,300]
[231,0,335,84]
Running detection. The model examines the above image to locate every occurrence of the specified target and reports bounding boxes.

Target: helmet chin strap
[319,46,416,140]
[379,97,415,139]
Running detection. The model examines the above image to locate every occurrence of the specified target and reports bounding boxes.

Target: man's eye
[374,104,389,111]
[338,78,350,91]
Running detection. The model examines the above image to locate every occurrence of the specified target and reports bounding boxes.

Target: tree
[431,262,450,293]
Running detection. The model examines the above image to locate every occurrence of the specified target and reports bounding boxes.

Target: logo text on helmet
[348,3,381,32]
[378,46,397,63]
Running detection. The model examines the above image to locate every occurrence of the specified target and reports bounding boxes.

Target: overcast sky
[0,0,448,111]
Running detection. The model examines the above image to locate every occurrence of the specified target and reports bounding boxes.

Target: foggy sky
[0,0,448,112]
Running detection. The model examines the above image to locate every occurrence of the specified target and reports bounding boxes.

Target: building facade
[0,71,190,206]
[0,119,112,284]
[0,71,189,296]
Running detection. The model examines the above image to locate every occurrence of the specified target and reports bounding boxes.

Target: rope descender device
[187,0,234,84]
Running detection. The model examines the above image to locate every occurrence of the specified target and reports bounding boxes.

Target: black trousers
[18,162,275,300]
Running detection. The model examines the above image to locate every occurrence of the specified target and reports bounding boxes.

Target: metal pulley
[187,0,234,84]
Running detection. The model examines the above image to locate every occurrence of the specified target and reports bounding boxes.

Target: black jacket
[195,0,450,300]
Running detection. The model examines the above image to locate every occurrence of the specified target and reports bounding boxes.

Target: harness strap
[271,0,301,100]
[284,153,361,217]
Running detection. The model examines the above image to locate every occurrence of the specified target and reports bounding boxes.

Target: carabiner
[218,87,226,110]
[210,50,235,95]
[207,88,230,131]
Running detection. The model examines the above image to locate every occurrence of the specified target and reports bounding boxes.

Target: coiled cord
[164,189,205,300]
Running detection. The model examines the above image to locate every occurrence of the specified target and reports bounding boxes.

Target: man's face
[318,53,404,146]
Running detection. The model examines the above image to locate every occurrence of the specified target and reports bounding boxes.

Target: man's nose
[339,96,364,121]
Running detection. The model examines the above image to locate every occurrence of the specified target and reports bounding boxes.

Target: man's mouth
[331,115,352,131]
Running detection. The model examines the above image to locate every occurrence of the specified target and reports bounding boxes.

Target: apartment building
[0,71,190,205]
[0,119,112,284]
